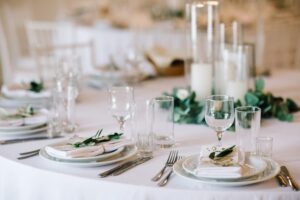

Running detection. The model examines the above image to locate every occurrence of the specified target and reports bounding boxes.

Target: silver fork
[158,156,183,187]
[152,150,178,181]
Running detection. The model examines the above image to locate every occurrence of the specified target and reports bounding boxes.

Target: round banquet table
[0,70,300,200]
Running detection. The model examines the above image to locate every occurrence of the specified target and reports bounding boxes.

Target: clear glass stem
[119,120,125,132]
[216,131,223,146]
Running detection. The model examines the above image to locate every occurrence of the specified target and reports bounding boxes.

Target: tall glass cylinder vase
[223,45,249,103]
[187,1,220,100]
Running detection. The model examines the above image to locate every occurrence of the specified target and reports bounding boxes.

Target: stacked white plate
[0,112,48,137]
[173,154,280,186]
[0,84,51,108]
[39,140,138,167]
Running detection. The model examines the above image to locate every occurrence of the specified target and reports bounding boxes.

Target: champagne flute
[205,95,234,146]
[108,86,135,132]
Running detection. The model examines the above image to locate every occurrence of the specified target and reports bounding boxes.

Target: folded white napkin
[45,138,133,159]
[2,84,51,99]
[194,145,241,179]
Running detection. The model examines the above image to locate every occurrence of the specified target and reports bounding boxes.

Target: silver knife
[281,166,299,191]
[0,136,63,145]
[112,156,153,176]
[99,157,142,178]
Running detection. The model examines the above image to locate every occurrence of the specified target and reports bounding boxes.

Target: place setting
[0,81,51,109]
[1,0,300,199]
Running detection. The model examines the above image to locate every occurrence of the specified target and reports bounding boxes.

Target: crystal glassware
[150,96,175,148]
[109,86,135,132]
[256,136,273,158]
[235,106,261,154]
[133,100,153,158]
[205,95,234,146]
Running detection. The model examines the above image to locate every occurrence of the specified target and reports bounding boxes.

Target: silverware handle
[152,166,167,182]
[287,176,299,191]
[275,174,287,187]
[158,169,173,187]
[19,149,40,155]
[99,160,135,178]
[17,152,39,160]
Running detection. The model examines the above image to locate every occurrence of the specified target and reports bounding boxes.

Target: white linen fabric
[45,138,133,158]
[0,70,300,200]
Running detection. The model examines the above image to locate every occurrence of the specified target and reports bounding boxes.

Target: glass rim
[235,106,261,113]
[108,86,134,93]
[256,136,273,142]
[206,95,234,102]
[153,96,174,102]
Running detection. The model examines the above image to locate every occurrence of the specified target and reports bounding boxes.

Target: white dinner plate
[173,157,280,186]
[45,140,125,162]
[0,122,47,132]
[0,125,47,136]
[182,155,267,180]
[39,145,138,167]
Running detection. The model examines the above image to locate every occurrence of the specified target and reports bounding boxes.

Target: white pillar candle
[190,63,213,100]
[226,80,248,102]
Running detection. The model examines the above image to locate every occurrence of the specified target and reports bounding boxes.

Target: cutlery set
[276,166,299,191]
[99,156,153,177]
[18,149,40,160]
[99,150,181,187]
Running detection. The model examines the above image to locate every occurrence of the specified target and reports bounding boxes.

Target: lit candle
[226,80,248,102]
[190,63,213,100]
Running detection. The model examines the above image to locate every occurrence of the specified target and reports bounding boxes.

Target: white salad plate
[39,145,138,167]
[174,156,280,187]
[182,155,267,180]
[0,125,47,136]
[45,140,126,162]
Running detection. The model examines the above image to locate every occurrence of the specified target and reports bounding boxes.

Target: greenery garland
[163,78,299,129]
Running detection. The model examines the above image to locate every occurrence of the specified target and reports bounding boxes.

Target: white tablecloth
[1,70,300,200]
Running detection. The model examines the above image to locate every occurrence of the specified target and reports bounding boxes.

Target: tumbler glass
[235,106,261,159]
[133,101,153,157]
[150,96,174,148]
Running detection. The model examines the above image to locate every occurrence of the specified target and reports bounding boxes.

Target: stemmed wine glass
[205,95,234,146]
[108,86,135,132]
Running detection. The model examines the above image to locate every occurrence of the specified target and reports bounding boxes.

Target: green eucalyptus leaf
[245,92,260,106]
[255,77,265,92]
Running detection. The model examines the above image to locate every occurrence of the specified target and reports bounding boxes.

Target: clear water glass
[150,96,174,148]
[109,86,135,132]
[47,89,63,137]
[205,95,235,146]
[235,106,261,155]
[133,101,153,157]
[256,136,273,158]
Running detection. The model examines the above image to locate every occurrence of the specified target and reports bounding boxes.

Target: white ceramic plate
[0,125,47,136]
[182,155,267,180]
[0,122,47,132]
[174,157,280,186]
[45,140,125,162]
[39,145,138,167]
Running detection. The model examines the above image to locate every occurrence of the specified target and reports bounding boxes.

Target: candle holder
[215,22,255,103]
[186,1,220,100]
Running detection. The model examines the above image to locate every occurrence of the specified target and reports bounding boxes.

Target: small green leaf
[255,77,265,92]
[245,92,260,106]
